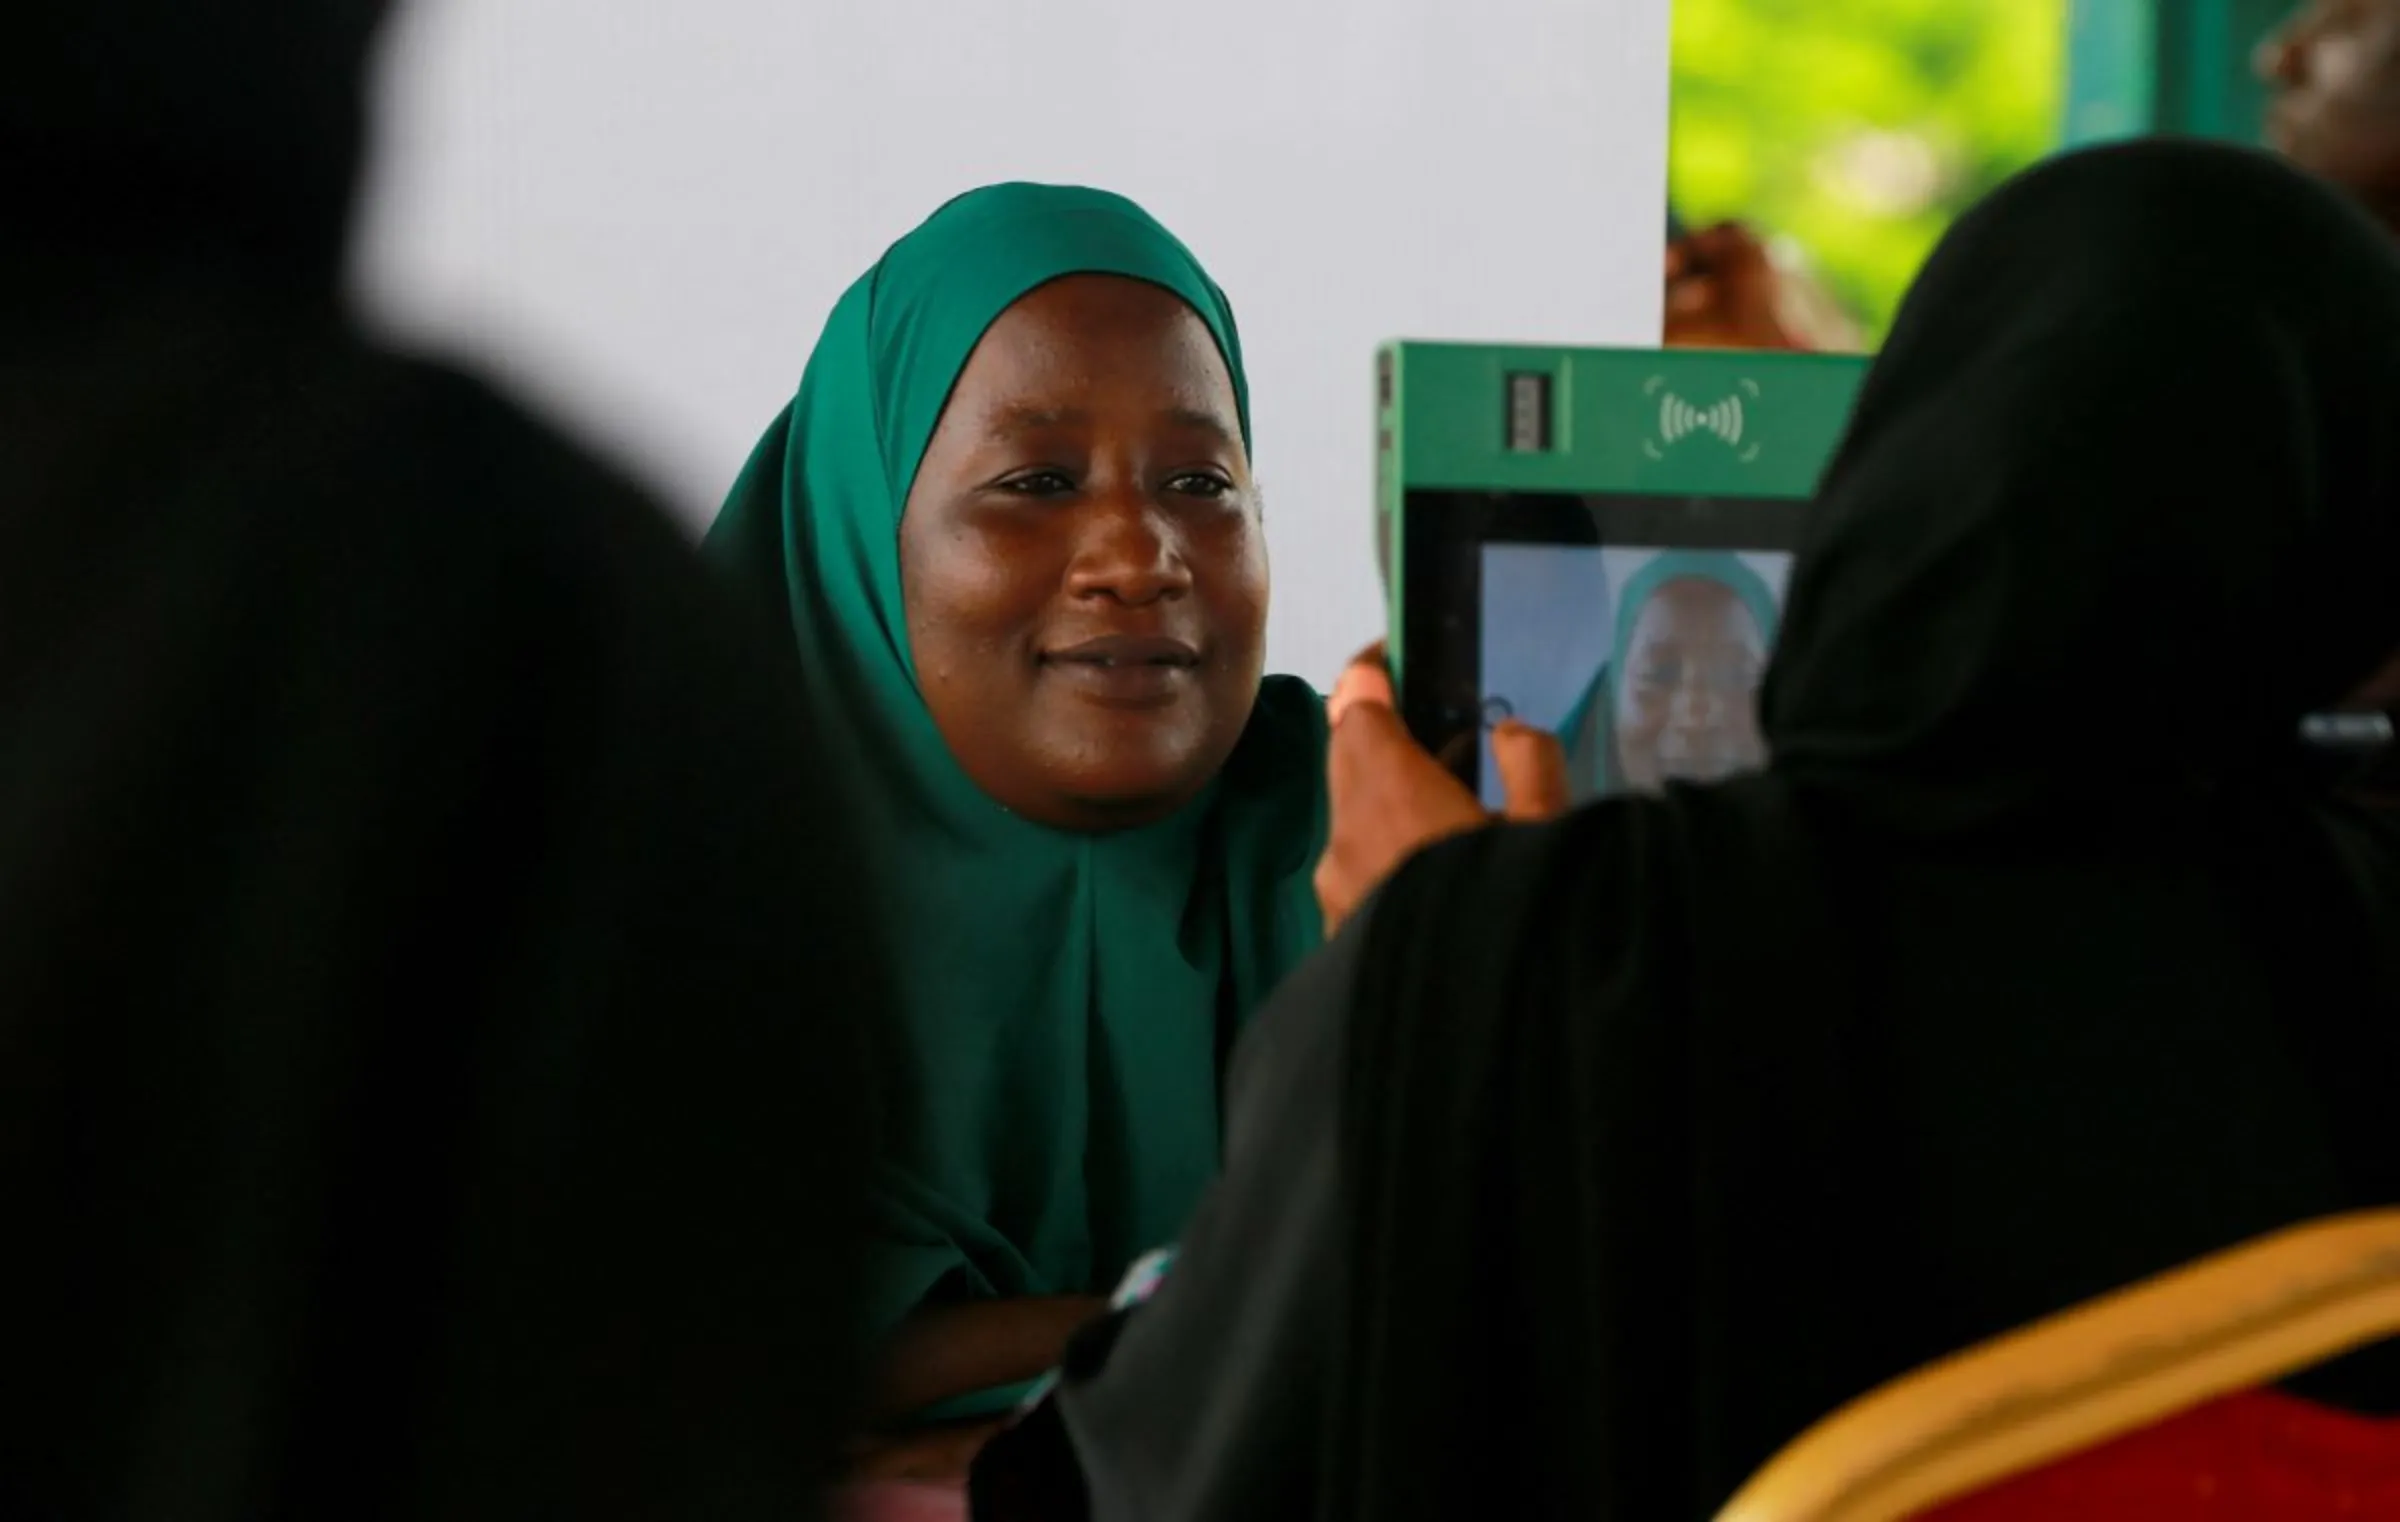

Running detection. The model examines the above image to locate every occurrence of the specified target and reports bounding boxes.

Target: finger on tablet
[1328,643,1396,728]
[1491,721,1572,822]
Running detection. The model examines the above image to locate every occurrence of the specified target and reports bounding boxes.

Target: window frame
[2062,0,2290,147]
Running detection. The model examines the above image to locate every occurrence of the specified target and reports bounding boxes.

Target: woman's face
[900,274,1268,832]
[1613,576,1768,791]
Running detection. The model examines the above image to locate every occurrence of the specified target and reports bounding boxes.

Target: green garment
[706,184,1327,1356]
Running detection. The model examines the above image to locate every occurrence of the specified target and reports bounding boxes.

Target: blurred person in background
[0,3,881,1518]
[2260,0,2400,808]
[1664,211,1864,352]
[2259,0,2400,235]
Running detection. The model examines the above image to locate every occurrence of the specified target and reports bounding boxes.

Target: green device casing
[1377,341,1868,694]
[1378,340,2396,795]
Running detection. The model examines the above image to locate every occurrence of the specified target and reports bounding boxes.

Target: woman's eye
[1169,472,1236,500]
[999,470,1076,496]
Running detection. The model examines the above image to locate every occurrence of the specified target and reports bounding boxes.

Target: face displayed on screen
[1612,576,1768,790]
[1473,538,1791,808]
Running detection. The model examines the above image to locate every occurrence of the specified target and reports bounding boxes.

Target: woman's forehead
[946,279,1240,427]
[1630,578,1764,641]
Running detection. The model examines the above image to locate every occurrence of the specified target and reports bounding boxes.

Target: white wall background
[356,0,1670,687]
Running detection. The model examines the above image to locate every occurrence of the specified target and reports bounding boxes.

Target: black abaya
[974,141,2400,1522]
[1,5,878,1518]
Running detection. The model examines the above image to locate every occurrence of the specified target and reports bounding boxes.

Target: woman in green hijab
[707,184,1326,1463]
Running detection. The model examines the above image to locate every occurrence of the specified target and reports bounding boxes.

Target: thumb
[1327,692,1423,797]
[1327,646,1396,730]
[1491,721,1572,821]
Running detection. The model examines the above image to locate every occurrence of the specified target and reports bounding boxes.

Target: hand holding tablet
[1315,643,1567,935]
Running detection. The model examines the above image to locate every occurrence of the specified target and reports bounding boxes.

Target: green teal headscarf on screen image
[1561,550,1782,794]
[705,185,1326,1412]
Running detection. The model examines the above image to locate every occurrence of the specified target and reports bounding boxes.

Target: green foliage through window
[1671,0,2070,344]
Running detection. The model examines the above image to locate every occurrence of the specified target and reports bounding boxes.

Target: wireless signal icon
[1659,393,1744,448]
[1643,376,1765,461]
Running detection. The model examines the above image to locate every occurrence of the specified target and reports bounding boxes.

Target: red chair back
[1918,1389,2400,1521]
[1715,1213,2400,1522]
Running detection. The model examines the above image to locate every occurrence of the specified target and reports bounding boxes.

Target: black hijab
[1,5,878,1518]
[974,141,2400,1522]
[1762,140,2400,837]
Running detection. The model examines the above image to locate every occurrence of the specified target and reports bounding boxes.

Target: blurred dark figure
[1,4,877,1520]
[1664,218,1863,352]
[2259,0,2400,234]
[2259,3,2400,803]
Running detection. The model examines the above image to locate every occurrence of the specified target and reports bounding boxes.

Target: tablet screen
[1393,487,1808,804]
[1476,544,1794,808]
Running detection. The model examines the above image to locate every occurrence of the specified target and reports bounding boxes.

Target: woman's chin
[1636,745,1764,788]
[1011,767,1215,834]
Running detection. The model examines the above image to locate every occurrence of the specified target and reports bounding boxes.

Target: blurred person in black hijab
[972,141,2400,1521]
[2260,0,2400,236]
[1,4,878,1519]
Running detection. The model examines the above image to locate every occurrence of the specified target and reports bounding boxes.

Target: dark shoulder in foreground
[0,278,875,1522]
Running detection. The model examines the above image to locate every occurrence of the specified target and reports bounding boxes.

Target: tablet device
[1376,342,1869,806]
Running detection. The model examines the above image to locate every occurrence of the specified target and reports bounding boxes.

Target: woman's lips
[1040,634,1201,708]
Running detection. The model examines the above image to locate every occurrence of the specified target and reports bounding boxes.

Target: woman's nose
[1669,678,1724,728]
[1064,492,1192,606]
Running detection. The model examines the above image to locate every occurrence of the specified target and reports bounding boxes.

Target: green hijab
[706,184,1326,1367]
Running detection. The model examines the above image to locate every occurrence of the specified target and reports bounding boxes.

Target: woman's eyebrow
[983,404,1238,448]
[1161,407,1240,449]
[985,403,1088,441]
